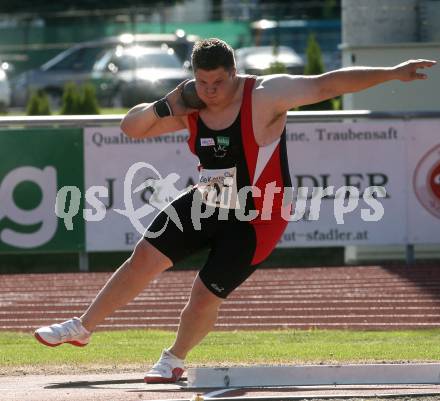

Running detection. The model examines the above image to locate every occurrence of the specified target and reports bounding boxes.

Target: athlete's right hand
[165,79,197,116]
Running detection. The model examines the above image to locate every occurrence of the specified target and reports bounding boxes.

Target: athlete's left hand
[393,59,437,82]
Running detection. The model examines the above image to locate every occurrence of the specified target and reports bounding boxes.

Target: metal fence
[1,110,439,128]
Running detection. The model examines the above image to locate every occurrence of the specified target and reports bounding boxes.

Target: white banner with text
[83,121,440,251]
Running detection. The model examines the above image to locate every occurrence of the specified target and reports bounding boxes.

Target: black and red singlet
[146,77,292,298]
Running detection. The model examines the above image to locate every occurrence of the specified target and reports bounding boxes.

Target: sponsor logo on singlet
[217,136,230,146]
[200,138,215,147]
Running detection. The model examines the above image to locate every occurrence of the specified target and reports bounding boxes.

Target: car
[10,31,198,108]
[91,45,192,107]
[234,46,304,76]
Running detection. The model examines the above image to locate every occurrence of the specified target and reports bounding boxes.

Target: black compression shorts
[145,189,261,298]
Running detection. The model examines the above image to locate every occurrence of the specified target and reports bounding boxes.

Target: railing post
[79,252,89,272]
[405,244,415,266]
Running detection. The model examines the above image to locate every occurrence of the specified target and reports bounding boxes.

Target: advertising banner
[407,120,440,244]
[83,121,412,251]
[0,128,84,252]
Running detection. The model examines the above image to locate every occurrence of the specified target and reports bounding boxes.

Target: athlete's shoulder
[254,74,290,89]
[253,74,318,113]
[251,74,292,106]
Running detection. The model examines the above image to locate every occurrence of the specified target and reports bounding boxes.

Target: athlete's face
[194,67,236,106]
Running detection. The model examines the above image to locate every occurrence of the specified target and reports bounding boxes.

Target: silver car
[235,46,304,76]
[92,45,191,107]
[10,32,197,108]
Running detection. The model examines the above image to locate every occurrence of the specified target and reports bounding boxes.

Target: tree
[299,34,334,111]
[78,83,100,115]
[26,89,51,115]
[60,82,101,115]
[60,82,81,115]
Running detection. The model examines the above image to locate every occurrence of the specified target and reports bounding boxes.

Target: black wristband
[153,98,173,118]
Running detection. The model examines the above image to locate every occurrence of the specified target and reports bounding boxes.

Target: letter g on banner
[0,166,58,248]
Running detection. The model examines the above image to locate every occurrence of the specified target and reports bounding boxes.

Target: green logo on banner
[0,128,84,252]
[217,136,230,146]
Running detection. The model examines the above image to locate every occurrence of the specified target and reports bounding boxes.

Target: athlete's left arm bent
[262,59,437,114]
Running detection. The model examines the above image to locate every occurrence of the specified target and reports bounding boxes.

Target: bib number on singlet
[197,166,240,209]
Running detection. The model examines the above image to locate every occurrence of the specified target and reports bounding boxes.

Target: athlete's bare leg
[80,239,172,332]
[168,275,223,359]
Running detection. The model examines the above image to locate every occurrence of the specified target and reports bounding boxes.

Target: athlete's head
[191,38,237,106]
[191,38,235,72]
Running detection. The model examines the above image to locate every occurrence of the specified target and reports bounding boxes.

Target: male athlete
[35,38,436,383]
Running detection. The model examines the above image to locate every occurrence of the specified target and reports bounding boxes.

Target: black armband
[153,98,173,118]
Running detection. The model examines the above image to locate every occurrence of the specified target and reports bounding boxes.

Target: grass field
[2,329,440,373]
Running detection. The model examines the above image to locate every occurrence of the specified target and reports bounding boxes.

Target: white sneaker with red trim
[144,349,185,383]
[34,317,91,347]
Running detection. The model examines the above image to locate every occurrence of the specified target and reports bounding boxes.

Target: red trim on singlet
[240,78,259,186]
[187,111,199,155]
[251,216,288,265]
[239,77,290,265]
[240,77,286,216]
[255,143,283,213]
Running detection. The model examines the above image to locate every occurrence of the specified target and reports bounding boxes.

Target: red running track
[1,265,440,332]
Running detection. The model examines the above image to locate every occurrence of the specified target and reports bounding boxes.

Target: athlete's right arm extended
[120,80,194,139]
